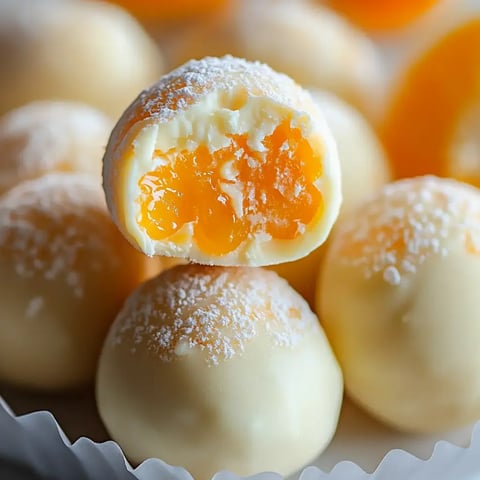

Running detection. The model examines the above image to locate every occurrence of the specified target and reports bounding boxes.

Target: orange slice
[103,56,342,266]
[326,0,438,31]
[381,17,480,185]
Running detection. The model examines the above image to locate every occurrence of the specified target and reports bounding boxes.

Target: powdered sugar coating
[109,264,319,365]
[114,55,312,138]
[330,176,480,285]
[106,55,320,162]
[0,101,112,195]
[0,173,122,299]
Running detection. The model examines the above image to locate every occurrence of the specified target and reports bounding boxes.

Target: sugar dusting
[0,173,122,300]
[0,100,111,194]
[331,176,480,285]
[116,56,312,136]
[110,265,318,365]
[25,296,45,319]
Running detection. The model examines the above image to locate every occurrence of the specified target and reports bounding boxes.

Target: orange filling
[381,19,480,184]
[326,0,438,31]
[137,120,323,256]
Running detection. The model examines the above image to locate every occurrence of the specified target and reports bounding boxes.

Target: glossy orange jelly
[137,120,323,256]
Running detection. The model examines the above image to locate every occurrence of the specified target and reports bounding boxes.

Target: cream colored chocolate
[309,91,390,220]
[0,101,112,195]
[168,0,383,117]
[0,173,152,390]
[103,56,341,266]
[0,0,163,118]
[319,176,480,433]
[270,91,389,307]
[96,264,343,479]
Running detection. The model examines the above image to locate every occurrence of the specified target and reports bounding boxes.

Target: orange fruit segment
[326,0,438,31]
[381,18,480,185]
[103,56,342,266]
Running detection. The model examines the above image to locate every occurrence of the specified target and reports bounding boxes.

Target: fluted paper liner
[1,395,479,480]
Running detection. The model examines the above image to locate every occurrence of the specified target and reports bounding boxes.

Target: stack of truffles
[1,0,480,479]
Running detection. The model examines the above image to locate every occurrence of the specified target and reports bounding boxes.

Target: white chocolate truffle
[309,91,390,220]
[0,173,151,390]
[270,91,389,307]
[0,0,164,118]
[0,101,112,195]
[96,264,343,479]
[103,56,341,267]
[320,176,480,433]
[168,0,384,117]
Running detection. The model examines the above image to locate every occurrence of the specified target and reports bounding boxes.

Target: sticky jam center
[136,120,323,256]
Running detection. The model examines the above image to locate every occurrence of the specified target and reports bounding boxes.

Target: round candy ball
[0,0,164,118]
[0,173,151,390]
[97,264,343,478]
[0,101,112,196]
[320,176,480,433]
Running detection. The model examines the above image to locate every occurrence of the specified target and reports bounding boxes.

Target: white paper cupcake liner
[1,395,480,480]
